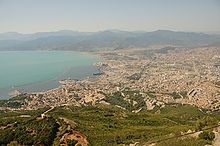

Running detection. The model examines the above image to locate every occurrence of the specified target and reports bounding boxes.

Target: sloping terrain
[0,103,219,146]
[0,30,219,51]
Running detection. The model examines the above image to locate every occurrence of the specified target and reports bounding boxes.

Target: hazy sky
[0,0,220,33]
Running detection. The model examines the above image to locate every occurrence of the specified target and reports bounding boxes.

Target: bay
[0,51,100,99]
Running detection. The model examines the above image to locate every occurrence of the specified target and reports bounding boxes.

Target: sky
[0,0,220,33]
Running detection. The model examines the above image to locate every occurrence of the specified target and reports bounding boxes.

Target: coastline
[0,50,102,99]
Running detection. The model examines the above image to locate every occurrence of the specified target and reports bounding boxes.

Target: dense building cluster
[1,47,220,111]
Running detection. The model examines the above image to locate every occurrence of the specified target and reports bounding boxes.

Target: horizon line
[1,29,220,35]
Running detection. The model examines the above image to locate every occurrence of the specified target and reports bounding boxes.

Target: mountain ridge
[0,30,219,51]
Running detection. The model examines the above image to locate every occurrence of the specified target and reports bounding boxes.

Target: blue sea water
[0,51,99,98]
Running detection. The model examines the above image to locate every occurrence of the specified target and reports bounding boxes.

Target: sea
[0,51,100,99]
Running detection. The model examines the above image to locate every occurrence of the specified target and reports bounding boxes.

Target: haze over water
[0,51,99,98]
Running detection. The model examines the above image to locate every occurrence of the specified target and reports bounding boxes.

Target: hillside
[0,103,219,146]
[0,30,219,51]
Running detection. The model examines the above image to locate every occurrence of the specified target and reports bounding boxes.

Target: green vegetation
[195,116,218,131]
[8,94,32,101]
[136,47,175,59]
[179,91,188,98]
[167,92,182,99]
[104,91,145,111]
[104,91,132,109]
[155,47,175,54]
[146,92,156,99]
[0,103,219,146]
[198,131,215,141]
[0,94,32,108]
[67,139,78,146]
[49,104,219,146]
[156,137,210,146]
[0,117,59,145]
[165,91,188,99]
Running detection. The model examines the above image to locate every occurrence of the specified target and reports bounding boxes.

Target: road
[41,106,55,118]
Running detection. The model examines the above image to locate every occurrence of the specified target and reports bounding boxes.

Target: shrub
[67,139,78,146]
[156,137,209,146]
[198,131,215,141]
[195,116,218,131]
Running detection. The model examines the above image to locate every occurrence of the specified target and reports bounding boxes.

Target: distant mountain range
[0,30,219,51]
